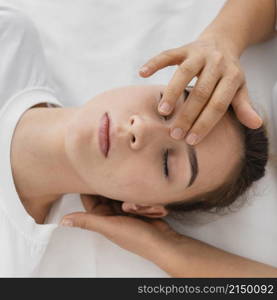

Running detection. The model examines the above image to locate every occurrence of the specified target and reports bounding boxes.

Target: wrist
[148,232,191,277]
[198,26,249,58]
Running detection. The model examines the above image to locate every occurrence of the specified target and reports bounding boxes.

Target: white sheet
[1,0,277,277]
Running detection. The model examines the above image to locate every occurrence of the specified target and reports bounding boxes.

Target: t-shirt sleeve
[0,6,56,107]
[0,7,62,276]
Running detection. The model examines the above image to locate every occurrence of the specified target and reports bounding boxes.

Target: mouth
[99,112,110,157]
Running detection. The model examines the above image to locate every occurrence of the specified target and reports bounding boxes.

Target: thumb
[60,212,102,232]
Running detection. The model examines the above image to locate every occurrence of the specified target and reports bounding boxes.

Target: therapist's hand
[139,37,262,145]
[60,195,180,262]
[60,195,277,277]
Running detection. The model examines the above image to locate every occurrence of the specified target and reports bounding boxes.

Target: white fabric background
[1,0,277,276]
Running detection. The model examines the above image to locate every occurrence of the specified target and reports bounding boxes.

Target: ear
[121,202,168,218]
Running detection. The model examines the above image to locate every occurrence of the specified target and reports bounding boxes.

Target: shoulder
[0,6,36,37]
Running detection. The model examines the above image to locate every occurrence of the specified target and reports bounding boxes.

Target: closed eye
[163,149,169,178]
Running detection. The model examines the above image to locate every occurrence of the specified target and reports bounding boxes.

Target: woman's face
[65,85,242,214]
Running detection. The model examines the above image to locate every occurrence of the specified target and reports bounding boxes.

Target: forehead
[90,85,187,112]
[99,85,163,103]
[185,113,243,196]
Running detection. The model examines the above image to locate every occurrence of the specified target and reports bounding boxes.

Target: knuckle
[146,57,158,70]
[178,115,192,129]
[165,87,180,101]
[225,74,238,86]
[228,67,243,83]
[182,110,197,126]
[192,120,208,134]
[178,63,194,75]
[210,100,227,114]
[237,70,245,82]
[174,111,193,129]
[78,219,88,230]
[160,48,177,59]
[194,85,210,101]
[232,69,242,81]
[211,51,224,65]
[160,49,172,57]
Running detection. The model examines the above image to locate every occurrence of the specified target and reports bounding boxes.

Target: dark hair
[165,107,269,215]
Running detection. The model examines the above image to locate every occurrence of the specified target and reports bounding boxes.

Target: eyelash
[163,149,169,177]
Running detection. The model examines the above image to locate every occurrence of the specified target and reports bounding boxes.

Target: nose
[128,114,167,150]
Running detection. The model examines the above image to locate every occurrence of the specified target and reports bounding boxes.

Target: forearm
[153,235,277,278]
[199,0,276,56]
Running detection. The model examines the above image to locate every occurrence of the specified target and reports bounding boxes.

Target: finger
[185,76,241,145]
[148,219,171,232]
[158,56,205,116]
[139,48,186,77]
[170,61,221,139]
[231,85,263,129]
[60,212,112,233]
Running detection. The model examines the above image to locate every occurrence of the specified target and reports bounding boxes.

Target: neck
[11,105,94,224]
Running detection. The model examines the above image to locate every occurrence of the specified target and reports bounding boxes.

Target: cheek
[114,172,164,202]
[99,169,148,201]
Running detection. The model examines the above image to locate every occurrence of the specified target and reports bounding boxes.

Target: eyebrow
[186,145,198,187]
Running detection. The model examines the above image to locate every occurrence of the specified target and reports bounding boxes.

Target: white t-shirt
[0,6,165,278]
[0,6,62,276]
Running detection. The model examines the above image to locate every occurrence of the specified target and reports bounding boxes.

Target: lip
[99,112,110,157]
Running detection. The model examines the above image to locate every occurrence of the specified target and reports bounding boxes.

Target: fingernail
[139,66,149,75]
[186,133,198,145]
[60,219,73,227]
[255,115,263,126]
[171,128,184,139]
[159,102,171,114]
[131,204,138,210]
